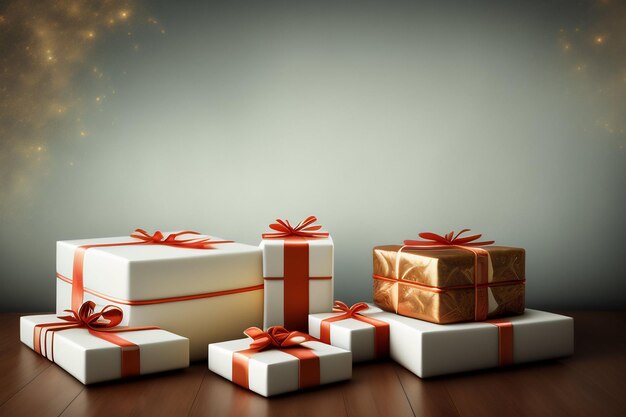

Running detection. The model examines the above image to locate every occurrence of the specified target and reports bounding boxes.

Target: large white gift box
[260,217,334,331]
[368,308,573,377]
[208,327,351,397]
[20,310,189,384]
[55,230,264,360]
[308,302,389,362]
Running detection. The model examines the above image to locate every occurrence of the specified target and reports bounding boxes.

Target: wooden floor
[0,311,624,417]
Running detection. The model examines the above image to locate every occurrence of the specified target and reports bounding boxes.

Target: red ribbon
[33,301,159,378]
[71,229,234,311]
[486,319,515,366]
[232,326,320,390]
[398,229,494,321]
[262,216,331,331]
[261,216,329,239]
[403,229,494,247]
[319,301,390,359]
[129,229,234,249]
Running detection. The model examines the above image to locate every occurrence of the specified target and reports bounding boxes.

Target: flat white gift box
[20,314,189,384]
[369,308,573,377]
[261,236,334,330]
[208,338,351,397]
[308,305,388,362]
[55,232,264,360]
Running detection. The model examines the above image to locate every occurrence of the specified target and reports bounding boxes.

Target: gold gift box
[373,245,525,324]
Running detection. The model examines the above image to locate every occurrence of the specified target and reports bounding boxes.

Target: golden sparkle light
[0,0,164,209]
[557,0,626,147]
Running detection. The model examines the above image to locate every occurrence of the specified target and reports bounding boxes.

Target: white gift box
[208,338,351,397]
[20,314,189,384]
[55,232,264,360]
[368,308,573,377]
[260,236,334,331]
[308,304,389,362]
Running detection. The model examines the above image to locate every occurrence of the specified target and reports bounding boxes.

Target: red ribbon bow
[332,300,369,316]
[34,301,158,377]
[398,229,494,322]
[57,300,124,331]
[130,229,234,249]
[70,229,235,311]
[243,326,312,351]
[261,216,329,239]
[319,300,390,359]
[233,326,320,390]
[403,229,494,247]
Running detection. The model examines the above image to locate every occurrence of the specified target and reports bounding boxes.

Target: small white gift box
[20,303,189,384]
[208,326,351,397]
[260,217,334,331]
[308,302,389,362]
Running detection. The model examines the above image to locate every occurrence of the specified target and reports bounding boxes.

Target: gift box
[373,230,525,324]
[308,301,390,362]
[56,229,264,360]
[260,216,334,331]
[208,326,351,397]
[20,302,189,384]
[367,307,573,377]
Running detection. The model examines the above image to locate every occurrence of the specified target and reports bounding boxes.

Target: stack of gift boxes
[20,217,573,396]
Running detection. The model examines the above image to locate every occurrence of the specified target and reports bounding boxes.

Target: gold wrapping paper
[373,245,525,324]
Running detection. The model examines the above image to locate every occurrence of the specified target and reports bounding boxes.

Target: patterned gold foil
[373,245,525,324]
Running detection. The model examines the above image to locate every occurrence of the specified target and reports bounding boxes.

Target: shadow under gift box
[373,245,526,324]
[55,233,264,361]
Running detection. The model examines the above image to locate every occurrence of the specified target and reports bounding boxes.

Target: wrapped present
[308,301,390,362]
[367,307,573,377]
[20,301,189,384]
[373,229,525,324]
[55,229,264,360]
[260,216,333,331]
[208,326,351,397]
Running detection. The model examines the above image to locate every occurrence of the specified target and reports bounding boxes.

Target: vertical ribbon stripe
[319,302,390,359]
[262,216,331,331]
[34,322,78,358]
[72,242,147,311]
[486,319,514,366]
[231,347,320,390]
[461,246,490,321]
[353,314,390,358]
[232,349,254,389]
[319,319,335,344]
[89,329,141,377]
[284,347,321,388]
[231,326,321,392]
[282,238,310,332]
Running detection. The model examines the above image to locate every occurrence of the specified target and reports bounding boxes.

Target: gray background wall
[1,0,625,312]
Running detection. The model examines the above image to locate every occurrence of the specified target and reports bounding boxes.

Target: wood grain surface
[0,311,623,417]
